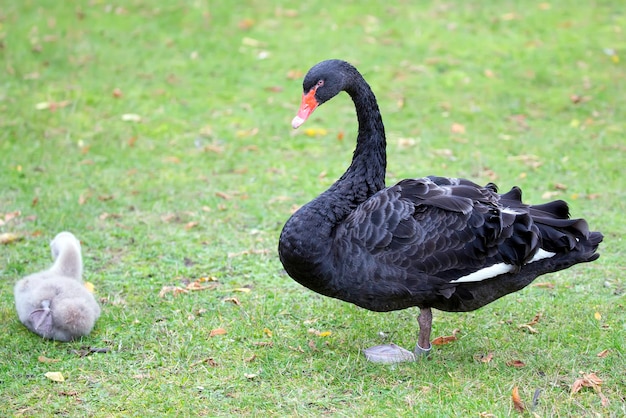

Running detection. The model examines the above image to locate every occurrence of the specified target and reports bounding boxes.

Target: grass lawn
[1,0,624,416]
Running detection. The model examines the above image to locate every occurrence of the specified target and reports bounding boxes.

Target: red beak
[292,89,319,129]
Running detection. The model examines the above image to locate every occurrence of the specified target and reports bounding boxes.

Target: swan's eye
[316,80,324,88]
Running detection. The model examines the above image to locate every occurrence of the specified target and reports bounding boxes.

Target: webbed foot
[363,343,416,363]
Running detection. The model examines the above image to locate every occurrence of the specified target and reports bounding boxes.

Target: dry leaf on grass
[596,349,610,358]
[190,357,218,368]
[158,286,188,297]
[185,221,199,230]
[223,297,240,305]
[512,386,525,412]
[506,360,526,368]
[526,312,543,326]
[38,356,60,364]
[532,282,554,289]
[209,328,227,337]
[517,324,538,334]
[2,210,21,223]
[480,352,494,363]
[45,371,65,382]
[308,329,332,337]
[0,232,22,245]
[432,328,460,345]
[36,101,71,111]
[571,372,609,406]
[450,122,466,134]
[231,287,252,293]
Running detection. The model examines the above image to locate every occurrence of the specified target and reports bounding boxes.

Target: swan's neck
[278,74,387,296]
[321,77,387,218]
[50,241,83,280]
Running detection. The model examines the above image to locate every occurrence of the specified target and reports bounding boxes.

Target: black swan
[14,232,101,341]
[278,59,603,363]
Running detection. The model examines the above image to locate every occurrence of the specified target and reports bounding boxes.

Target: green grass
[1,0,624,416]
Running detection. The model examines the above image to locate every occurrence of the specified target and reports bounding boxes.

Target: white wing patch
[450,263,515,283]
[528,248,556,263]
[449,248,557,284]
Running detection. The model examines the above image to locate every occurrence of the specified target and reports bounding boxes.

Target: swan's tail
[499,186,603,263]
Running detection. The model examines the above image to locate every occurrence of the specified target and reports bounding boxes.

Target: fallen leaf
[238,19,255,30]
[512,386,525,412]
[232,287,252,293]
[184,221,199,230]
[112,88,123,98]
[541,191,561,200]
[307,328,332,337]
[508,154,542,168]
[596,349,610,358]
[263,328,273,337]
[527,312,543,326]
[209,328,227,337]
[253,341,273,347]
[532,282,554,289]
[244,373,258,379]
[38,356,60,364]
[571,372,608,407]
[121,113,142,122]
[286,69,303,80]
[431,334,457,345]
[0,232,22,245]
[506,360,526,368]
[518,324,538,334]
[45,371,65,382]
[450,122,466,134]
[245,354,257,363]
[78,193,90,205]
[480,352,494,363]
[190,357,218,368]
[223,297,241,305]
[594,311,602,320]
[98,212,122,220]
[84,282,95,293]
[158,286,188,297]
[35,101,70,111]
[303,128,328,137]
[185,281,217,291]
[4,210,21,222]
[216,191,233,200]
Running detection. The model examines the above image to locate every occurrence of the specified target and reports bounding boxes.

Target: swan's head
[292,60,354,129]
[50,231,81,260]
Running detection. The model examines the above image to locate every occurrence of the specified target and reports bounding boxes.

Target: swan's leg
[414,307,432,356]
